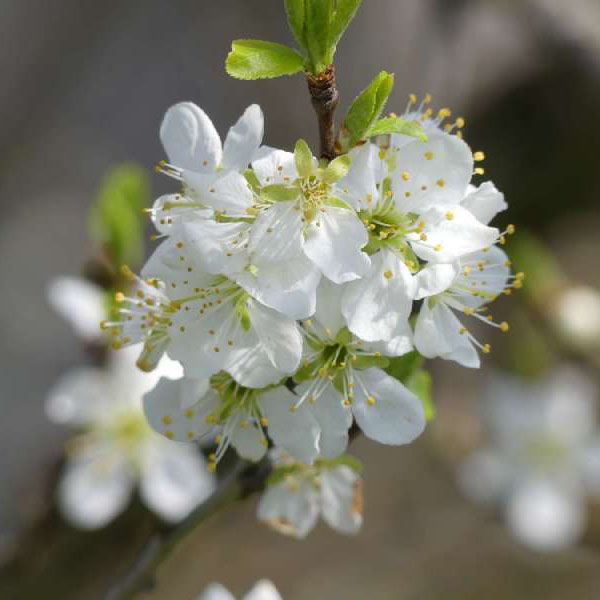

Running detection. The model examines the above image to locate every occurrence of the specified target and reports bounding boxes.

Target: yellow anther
[384,270,393,279]
[500,322,509,332]
[475,167,485,176]
[366,193,373,204]
[367,396,377,406]
[434,244,442,252]
[288,404,297,413]
[463,307,475,316]
[420,233,428,241]
[120,265,135,279]
[401,171,410,182]
[424,93,432,104]
[260,417,269,427]
[507,224,516,235]
[185,409,194,419]
[482,344,491,354]
[165,431,174,440]
[446,211,454,221]
[112,339,122,350]
[438,108,452,118]
[176,242,184,249]
[516,272,525,280]
[318,367,329,378]
[425,151,434,160]
[513,280,523,289]
[115,292,125,303]
[436,179,445,188]
[474,151,485,162]
[100,320,109,330]
[162,416,172,425]
[459,327,467,335]
[456,117,465,129]
[208,463,217,473]
[409,94,417,104]
[240,419,249,429]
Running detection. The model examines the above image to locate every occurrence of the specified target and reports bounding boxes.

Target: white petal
[414,263,459,300]
[139,440,216,523]
[260,388,320,464]
[221,105,265,172]
[47,277,106,341]
[249,201,305,263]
[391,132,474,213]
[247,300,302,375]
[320,466,363,535]
[225,344,286,389]
[251,147,298,185]
[461,181,507,225]
[365,319,414,357]
[199,583,236,600]
[150,194,212,235]
[506,480,585,551]
[302,383,352,459]
[304,206,370,283]
[143,377,216,442]
[244,580,283,600]
[351,368,426,445]
[334,143,383,210]
[410,205,499,263]
[46,367,110,425]
[414,301,480,368]
[342,250,415,341]
[257,480,319,539]
[58,447,134,529]
[313,278,346,339]
[202,171,254,217]
[160,102,222,171]
[236,255,320,320]
[230,420,268,462]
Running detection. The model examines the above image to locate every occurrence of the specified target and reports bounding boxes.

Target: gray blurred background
[2,0,600,598]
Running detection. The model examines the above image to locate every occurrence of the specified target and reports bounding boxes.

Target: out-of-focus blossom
[47,346,216,529]
[258,451,363,539]
[552,286,600,350]
[198,579,282,600]
[458,366,600,551]
[48,276,107,342]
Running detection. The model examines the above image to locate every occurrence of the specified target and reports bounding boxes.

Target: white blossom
[458,366,600,551]
[198,580,282,600]
[47,346,216,529]
[257,451,363,539]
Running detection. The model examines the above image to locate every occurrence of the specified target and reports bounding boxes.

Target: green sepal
[352,355,390,370]
[345,71,395,146]
[366,116,427,142]
[331,369,346,394]
[322,154,352,183]
[334,327,353,346]
[244,169,261,194]
[294,359,320,383]
[405,368,435,422]
[261,184,300,203]
[318,454,363,474]
[294,139,315,178]
[88,164,149,269]
[226,40,305,80]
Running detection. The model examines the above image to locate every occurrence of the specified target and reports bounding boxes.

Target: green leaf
[322,154,352,183]
[89,164,149,269]
[285,0,307,50]
[226,40,305,80]
[260,184,300,203]
[385,351,423,382]
[345,71,395,145]
[406,369,435,422]
[366,116,427,142]
[330,0,362,48]
[305,0,333,73]
[294,139,315,178]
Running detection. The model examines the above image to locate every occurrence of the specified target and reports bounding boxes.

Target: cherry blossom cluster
[102,97,518,473]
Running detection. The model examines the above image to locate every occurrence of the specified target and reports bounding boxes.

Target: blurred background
[2,0,600,598]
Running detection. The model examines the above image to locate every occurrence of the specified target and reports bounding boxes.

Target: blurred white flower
[47,346,216,529]
[198,579,282,600]
[458,366,600,551]
[48,276,107,342]
[258,451,363,539]
[552,286,600,350]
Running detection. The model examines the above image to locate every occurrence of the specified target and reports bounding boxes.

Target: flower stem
[306,65,340,160]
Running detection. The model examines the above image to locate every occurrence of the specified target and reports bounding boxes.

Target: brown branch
[306,65,340,160]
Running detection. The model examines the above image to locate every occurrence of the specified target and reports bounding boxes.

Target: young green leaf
[345,71,395,145]
[226,40,305,80]
[304,0,333,73]
[330,0,362,48]
[294,139,315,178]
[89,164,149,269]
[366,116,427,141]
[285,0,307,51]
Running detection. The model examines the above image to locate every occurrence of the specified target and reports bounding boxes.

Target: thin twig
[306,65,340,160]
